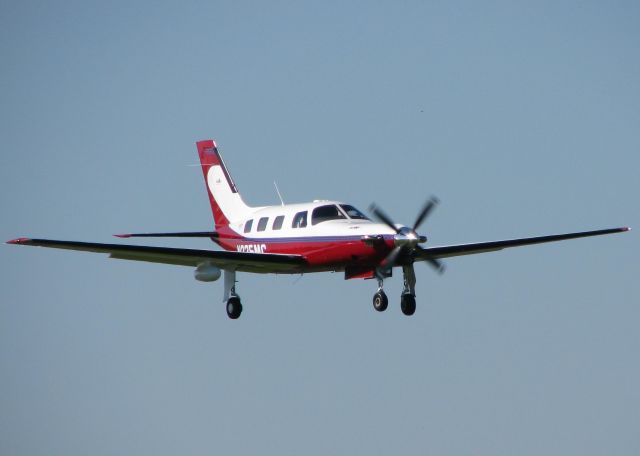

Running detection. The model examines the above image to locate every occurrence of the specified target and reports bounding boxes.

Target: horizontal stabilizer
[114,231,219,238]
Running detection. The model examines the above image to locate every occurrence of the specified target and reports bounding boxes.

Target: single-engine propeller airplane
[8,139,630,319]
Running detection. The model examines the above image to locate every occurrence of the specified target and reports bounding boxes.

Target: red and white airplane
[7,139,630,319]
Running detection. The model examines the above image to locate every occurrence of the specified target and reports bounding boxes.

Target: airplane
[7,139,630,319]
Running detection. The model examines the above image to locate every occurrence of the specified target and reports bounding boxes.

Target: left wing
[414,227,630,262]
[6,238,306,273]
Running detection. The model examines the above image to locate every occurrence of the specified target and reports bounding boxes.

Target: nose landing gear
[372,278,388,312]
[373,291,388,311]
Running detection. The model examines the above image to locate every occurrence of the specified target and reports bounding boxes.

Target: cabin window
[340,204,370,220]
[312,204,346,225]
[273,215,285,230]
[292,211,308,228]
[244,219,253,233]
[257,217,269,232]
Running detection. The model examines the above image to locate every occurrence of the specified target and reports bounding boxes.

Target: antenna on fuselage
[274,181,285,206]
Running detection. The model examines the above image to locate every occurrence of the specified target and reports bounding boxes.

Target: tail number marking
[237,244,267,254]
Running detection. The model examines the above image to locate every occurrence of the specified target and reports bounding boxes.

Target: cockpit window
[244,219,253,233]
[340,204,370,220]
[292,211,308,228]
[312,205,346,225]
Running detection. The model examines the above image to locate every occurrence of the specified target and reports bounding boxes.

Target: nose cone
[392,226,428,248]
[393,228,422,248]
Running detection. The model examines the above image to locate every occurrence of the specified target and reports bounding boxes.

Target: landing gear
[400,264,417,316]
[373,291,388,312]
[223,269,242,320]
[226,296,243,319]
[371,266,419,315]
[372,277,388,312]
[400,293,416,316]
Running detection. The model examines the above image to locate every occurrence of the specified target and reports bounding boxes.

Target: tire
[226,297,243,319]
[400,294,416,316]
[373,291,388,312]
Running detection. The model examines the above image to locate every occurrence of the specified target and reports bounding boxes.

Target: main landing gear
[226,296,242,319]
[400,293,416,316]
[373,264,418,316]
[223,270,242,319]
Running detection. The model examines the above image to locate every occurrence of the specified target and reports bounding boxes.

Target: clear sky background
[1,1,638,455]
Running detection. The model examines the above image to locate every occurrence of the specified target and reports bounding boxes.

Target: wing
[414,227,630,261]
[6,238,306,273]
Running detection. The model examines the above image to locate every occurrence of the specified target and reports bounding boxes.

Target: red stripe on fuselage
[212,229,395,271]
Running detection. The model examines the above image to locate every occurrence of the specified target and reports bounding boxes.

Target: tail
[196,140,252,228]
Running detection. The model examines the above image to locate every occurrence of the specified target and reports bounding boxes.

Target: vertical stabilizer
[196,140,252,227]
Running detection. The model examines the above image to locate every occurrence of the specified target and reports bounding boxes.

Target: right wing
[414,227,630,262]
[6,238,306,273]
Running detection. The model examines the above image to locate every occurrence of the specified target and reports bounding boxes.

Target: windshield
[312,205,347,225]
[340,204,370,220]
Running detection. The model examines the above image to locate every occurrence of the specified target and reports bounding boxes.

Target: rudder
[196,140,252,228]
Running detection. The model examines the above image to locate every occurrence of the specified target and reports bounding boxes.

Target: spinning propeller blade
[413,196,439,231]
[369,197,446,274]
[415,246,446,274]
[369,203,401,234]
[381,245,403,271]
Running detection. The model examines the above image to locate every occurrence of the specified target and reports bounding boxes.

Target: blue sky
[1,1,638,455]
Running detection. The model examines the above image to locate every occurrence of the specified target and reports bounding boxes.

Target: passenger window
[244,219,253,233]
[292,211,308,228]
[257,217,269,232]
[312,204,346,225]
[273,215,285,230]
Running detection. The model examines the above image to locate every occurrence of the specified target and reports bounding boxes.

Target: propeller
[369,197,445,274]
[369,204,401,234]
[413,196,439,231]
[421,252,446,274]
[380,245,403,269]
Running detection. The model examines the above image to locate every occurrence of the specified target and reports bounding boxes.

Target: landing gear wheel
[226,296,242,319]
[400,294,416,316]
[373,290,388,312]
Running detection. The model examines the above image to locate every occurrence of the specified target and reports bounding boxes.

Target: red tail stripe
[196,140,231,228]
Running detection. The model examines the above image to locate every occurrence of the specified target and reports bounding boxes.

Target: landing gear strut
[223,270,242,319]
[400,264,417,316]
[372,277,388,312]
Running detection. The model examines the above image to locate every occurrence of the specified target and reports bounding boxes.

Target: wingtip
[6,237,31,245]
[622,226,631,232]
[113,234,131,238]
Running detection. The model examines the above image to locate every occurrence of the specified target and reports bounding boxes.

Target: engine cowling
[194,263,222,282]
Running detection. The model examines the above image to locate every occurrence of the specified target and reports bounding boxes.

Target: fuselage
[195,140,404,277]
[213,200,398,275]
